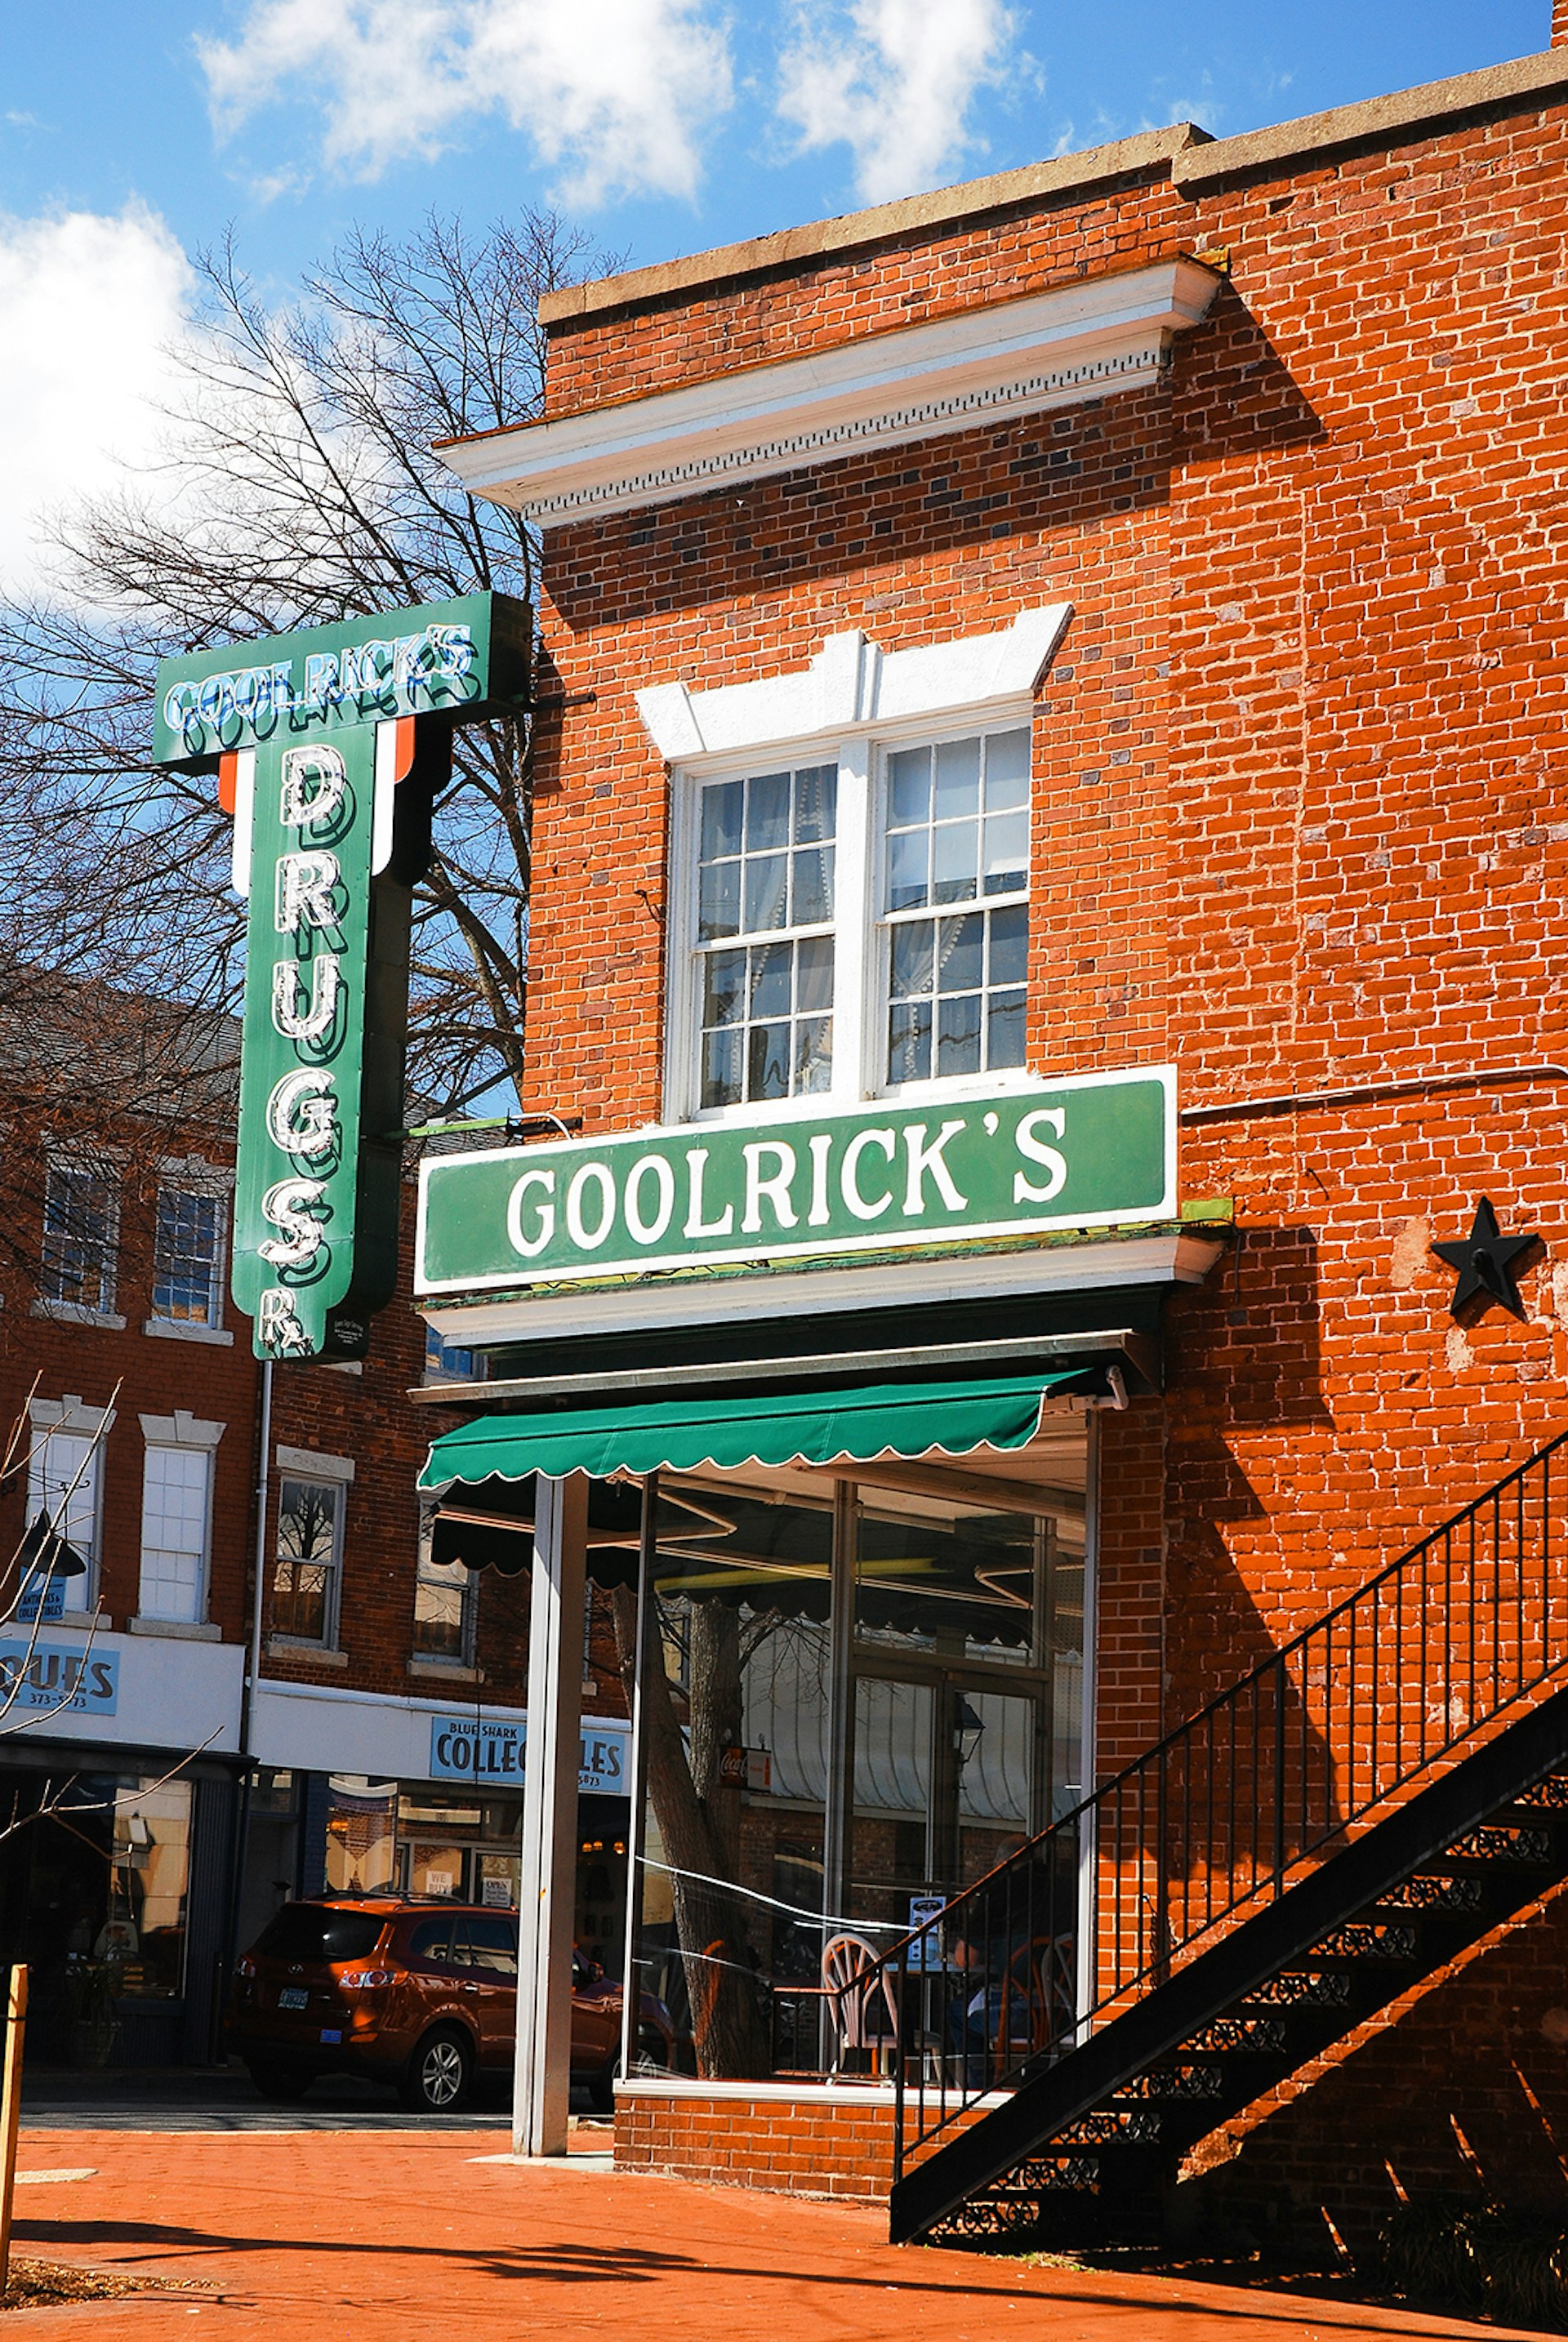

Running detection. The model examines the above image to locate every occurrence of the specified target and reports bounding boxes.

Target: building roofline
[534,126,1208,328]
[1174,43,1568,190]
[536,45,1568,334]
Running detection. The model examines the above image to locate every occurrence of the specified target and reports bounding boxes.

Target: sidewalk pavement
[2,2126,1549,2342]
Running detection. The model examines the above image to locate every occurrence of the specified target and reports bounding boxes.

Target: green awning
[418,1372,1078,1490]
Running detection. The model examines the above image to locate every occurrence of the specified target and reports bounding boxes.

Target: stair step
[1110,2065,1225,2104]
[1365,1872,1486,1914]
[1237,1969,1352,2009]
[1441,1823,1554,1865]
[1054,2110,1164,2148]
[1306,1921,1420,1963]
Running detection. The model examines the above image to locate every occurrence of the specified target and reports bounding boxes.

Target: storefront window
[324,1777,397,1894]
[629,1432,1088,2083]
[110,1781,191,1996]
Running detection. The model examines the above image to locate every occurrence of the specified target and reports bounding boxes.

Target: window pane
[791,844,833,927]
[795,764,837,843]
[889,746,930,828]
[888,1000,932,1084]
[273,1561,328,1642]
[745,770,791,852]
[889,919,934,1001]
[742,853,789,934]
[937,912,984,995]
[699,778,742,862]
[983,728,1030,809]
[698,858,740,942]
[703,949,745,1028]
[795,1017,833,1095]
[990,902,1029,986]
[932,820,978,906]
[933,736,981,818]
[988,988,1027,1069]
[748,1022,793,1101]
[29,1431,97,1613]
[937,992,982,1076]
[888,829,929,913]
[749,941,793,1021]
[796,935,835,1013]
[702,1028,742,1108]
[982,810,1028,895]
[113,1782,191,1998]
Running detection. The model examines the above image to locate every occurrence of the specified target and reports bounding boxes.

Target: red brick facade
[516,48,1568,2238]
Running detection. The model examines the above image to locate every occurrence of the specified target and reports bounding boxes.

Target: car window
[408,1917,456,1964]
[462,1916,519,1977]
[256,1906,385,1963]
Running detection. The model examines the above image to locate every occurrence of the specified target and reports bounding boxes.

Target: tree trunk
[612,1585,771,2080]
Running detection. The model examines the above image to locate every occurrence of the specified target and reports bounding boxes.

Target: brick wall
[529,62,1568,2236]
[615,2083,895,2198]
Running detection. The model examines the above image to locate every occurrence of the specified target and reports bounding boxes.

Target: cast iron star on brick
[1433,1196,1537,1319]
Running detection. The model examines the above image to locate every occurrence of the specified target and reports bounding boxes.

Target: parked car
[228,1897,674,2112]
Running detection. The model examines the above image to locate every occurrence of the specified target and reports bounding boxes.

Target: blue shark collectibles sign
[416,1068,1175,1296]
[151,594,530,1360]
[0,1645,118,1714]
[429,1714,628,1795]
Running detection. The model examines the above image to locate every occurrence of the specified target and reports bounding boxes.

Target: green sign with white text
[416,1070,1175,1299]
[153,593,531,1360]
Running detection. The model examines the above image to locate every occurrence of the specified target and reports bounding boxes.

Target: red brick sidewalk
[2,2128,1545,2342]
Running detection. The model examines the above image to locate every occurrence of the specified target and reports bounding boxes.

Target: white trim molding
[637,605,1072,764]
[139,1411,225,1451]
[29,1393,116,1439]
[441,260,1221,525]
[276,1445,355,1484]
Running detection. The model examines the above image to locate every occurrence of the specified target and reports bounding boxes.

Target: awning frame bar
[416,1327,1156,1408]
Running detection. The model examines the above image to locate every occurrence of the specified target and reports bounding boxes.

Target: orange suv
[228,1897,674,2113]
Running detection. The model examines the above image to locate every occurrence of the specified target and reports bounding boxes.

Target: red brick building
[0,982,626,2066]
[421,32,1568,2248]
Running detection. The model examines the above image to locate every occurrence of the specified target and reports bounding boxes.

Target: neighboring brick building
[0,980,627,2067]
[421,33,1568,2245]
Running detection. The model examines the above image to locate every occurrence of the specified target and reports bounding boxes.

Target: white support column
[512,1471,589,2157]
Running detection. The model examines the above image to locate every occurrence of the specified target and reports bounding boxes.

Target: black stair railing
[871,1426,1568,2183]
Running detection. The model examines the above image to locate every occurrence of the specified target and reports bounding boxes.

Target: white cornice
[440,259,1220,526]
[636,605,1072,763]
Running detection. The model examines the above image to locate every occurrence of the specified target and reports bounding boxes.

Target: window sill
[128,1615,222,1641]
[31,1298,127,1331]
[266,1639,349,1667]
[407,1657,482,1683]
[143,1318,234,1347]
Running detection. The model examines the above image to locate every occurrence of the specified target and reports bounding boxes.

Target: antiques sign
[151,594,530,1359]
[416,1068,1175,1296]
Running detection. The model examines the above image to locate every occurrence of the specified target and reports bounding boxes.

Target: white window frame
[26,1395,115,1617]
[146,1162,233,1343]
[134,1411,224,1630]
[654,609,1069,1124]
[271,1449,352,1651]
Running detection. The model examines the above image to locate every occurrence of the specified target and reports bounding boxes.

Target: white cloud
[0,204,194,603]
[197,0,732,206]
[776,0,1014,205]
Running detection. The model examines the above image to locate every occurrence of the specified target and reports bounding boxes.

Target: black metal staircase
[871,1430,1568,2246]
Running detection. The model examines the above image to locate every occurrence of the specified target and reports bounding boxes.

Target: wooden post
[0,1966,28,2294]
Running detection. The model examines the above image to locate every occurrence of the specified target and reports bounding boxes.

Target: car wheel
[399,2027,474,2113]
[245,2059,313,2104]
[589,2024,668,2113]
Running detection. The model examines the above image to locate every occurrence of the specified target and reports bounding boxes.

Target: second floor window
[26,1426,100,1615]
[274,1475,344,1645]
[41,1164,118,1315]
[152,1187,225,1327]
[412,1540,476,1663]
[675,721,1030,1117]
[138,1445,213,1623]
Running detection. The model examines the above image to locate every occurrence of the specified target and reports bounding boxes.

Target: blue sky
[0,1,1548,594]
